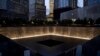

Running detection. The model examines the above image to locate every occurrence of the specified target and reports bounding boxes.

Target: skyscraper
[84,0,88,6]
[54,0,69,9]
[50,0,54,14]
[88,0,100,6]
[83,0,100,7]
[47,0,54,21]
[60,0,100,21]
[29,0,46,21]
[54,0,77,20]
[54,0,69,20]
[69,0,78,8]
[0,0,29,20]
[54,0,77,9]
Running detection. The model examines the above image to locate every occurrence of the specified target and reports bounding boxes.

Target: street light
[72,18,76,25]
[71,13,76,25]
[31,21,34,24]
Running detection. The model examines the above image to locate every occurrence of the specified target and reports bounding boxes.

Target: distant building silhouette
[54,0,78,21]
[29,0,46,21]
[0,0,29,21]
[84,0,88,6]
[88,0,100,6]
[60,1,100,20]
[69,0,78,9]
[47,0,54,21]
[84,0,100,7]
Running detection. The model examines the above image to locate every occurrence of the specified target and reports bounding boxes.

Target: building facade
[54,0,78,21]
[54,0,77,9]
[54,0,69,9]
[0,0,29,20]
[54,0,67,9]
[84,0,100,7]
[47,0,54,21]
[88,0,100,6]
[29,0,46,21]
[60,4,100,20]
[54,0,69,21]
[60,0,100,21]
[69,0,78,8]
[50,0,54,13]
[84,0,88,6]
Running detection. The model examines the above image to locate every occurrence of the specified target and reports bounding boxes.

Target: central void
[37,39,64,47]
[14,35,88,56]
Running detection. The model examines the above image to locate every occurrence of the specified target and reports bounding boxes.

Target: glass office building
[54,0,77,9]
[88,0,100,5]
[54,0,69,9]
[0,0,29,20]
[29,0,46,21]
[54,0,78,20]
[69,0,78,8]
[84,0,100,6]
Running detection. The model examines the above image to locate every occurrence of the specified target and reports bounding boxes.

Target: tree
[95,18,100,24]
[74,19,82,24]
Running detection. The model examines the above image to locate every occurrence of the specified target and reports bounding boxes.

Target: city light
[11,33,91,40]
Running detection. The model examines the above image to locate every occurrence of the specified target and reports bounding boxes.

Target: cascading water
[0,27,99,40]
